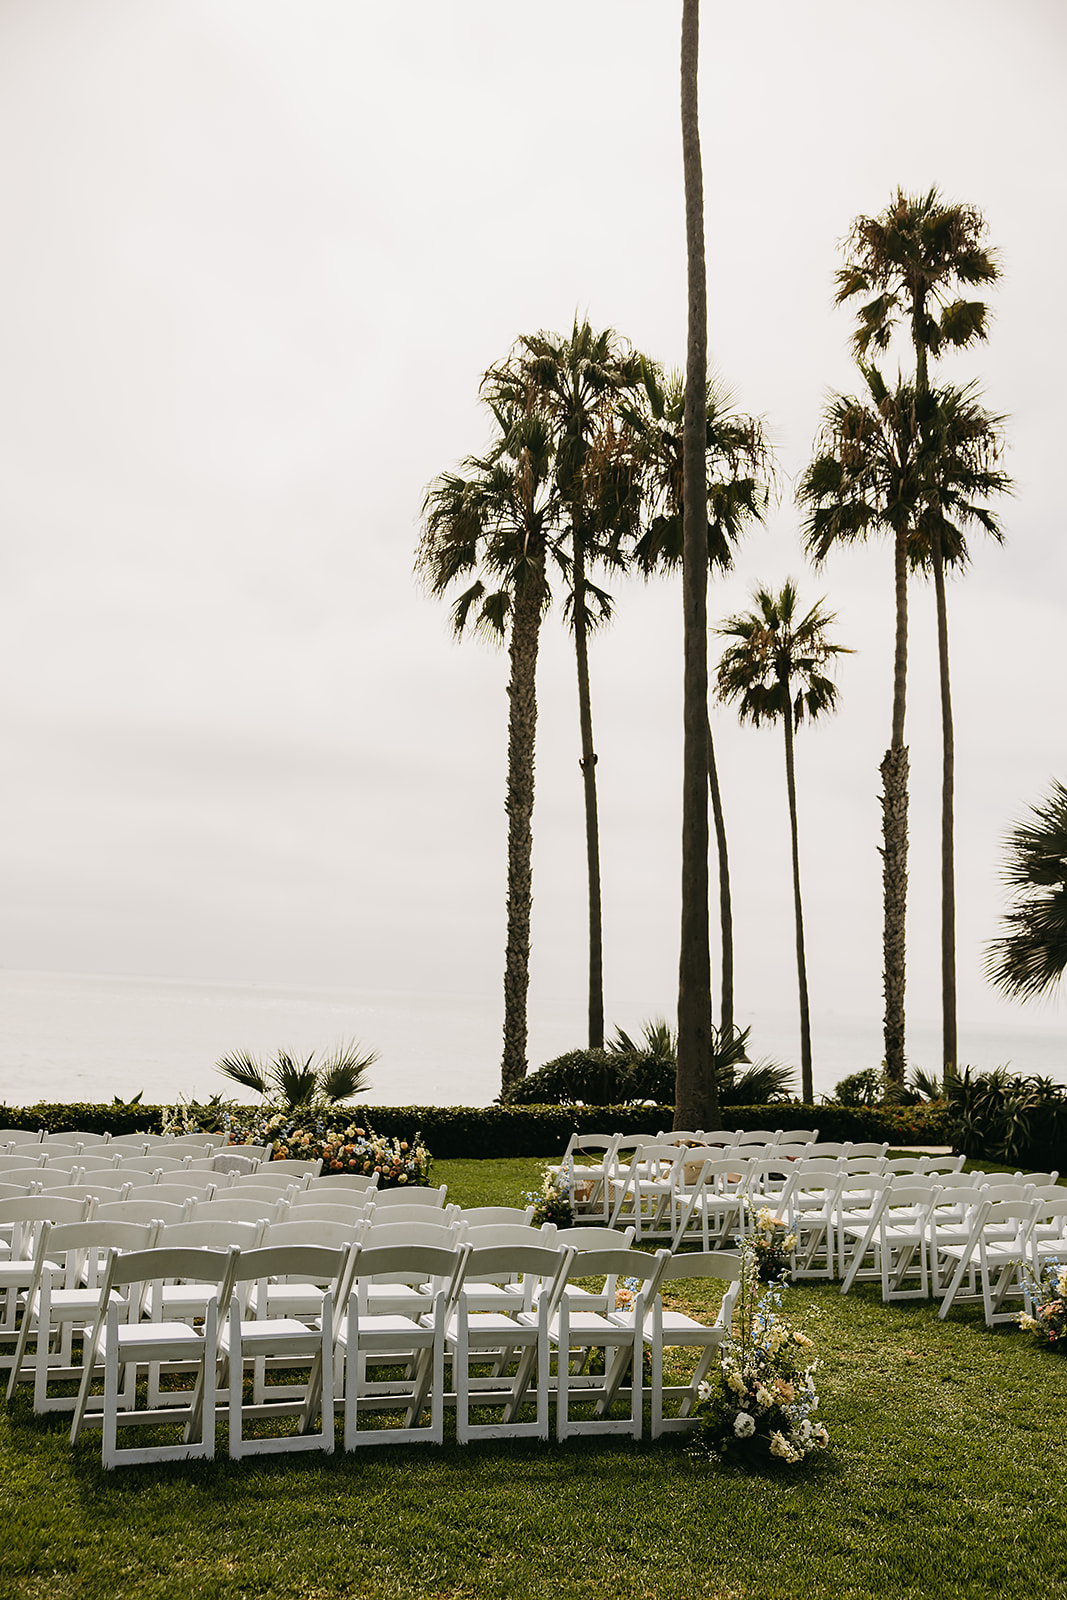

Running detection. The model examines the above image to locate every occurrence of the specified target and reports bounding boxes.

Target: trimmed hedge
[0,1099,950,1158]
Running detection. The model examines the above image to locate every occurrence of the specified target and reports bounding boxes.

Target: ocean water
[0,967,1062,1113]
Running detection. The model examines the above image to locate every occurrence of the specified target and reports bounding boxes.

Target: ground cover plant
[3,1157,1066,1600]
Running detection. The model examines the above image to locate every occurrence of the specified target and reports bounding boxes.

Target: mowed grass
[3,1156,1066,1600]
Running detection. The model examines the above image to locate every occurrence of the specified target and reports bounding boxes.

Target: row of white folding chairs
[831,1172,1065,1318]
[8,1222,741,1464]
[560,1133,896,1232]
[0,1132,227,1158]
[609,1146,925,1249]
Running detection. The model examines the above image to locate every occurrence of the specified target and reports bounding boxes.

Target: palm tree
[216,1042,377,1111]
[715,581,850,1103]
[799,366,1009,1083]
[677,0,717,1131]
[985,780,1067,1001]
[417,403,559,1093]
[837,189,1001,1081]
[486,321,643,1051]
[623,359,771,1038]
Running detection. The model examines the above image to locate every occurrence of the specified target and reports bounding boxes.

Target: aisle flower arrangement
[745,1203,797,1282]
[524,1166,574,1228]
[224,1108,433,1188]
[693,1244,828,1466]
[1018,1261,1067,1346]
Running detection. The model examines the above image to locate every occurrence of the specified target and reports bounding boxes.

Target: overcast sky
[1,0,1064,1092]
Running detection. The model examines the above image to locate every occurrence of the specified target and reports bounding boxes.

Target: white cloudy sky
[1,0,1064,1094]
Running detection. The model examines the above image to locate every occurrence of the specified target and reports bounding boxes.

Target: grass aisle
[3,1158,1065,1599]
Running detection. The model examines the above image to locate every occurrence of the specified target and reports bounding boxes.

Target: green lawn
[3,1156,1065,1600]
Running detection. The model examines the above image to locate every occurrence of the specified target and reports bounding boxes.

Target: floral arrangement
[223,1108,432,1188]
[524,1166,574,1228]
[160,1098,206,1138]
[1018,1260,1067,1346]
[744,1202,797,1282]
[693,1244,828,1466]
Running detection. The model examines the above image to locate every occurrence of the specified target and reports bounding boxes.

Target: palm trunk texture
[783,699,813,1102]
[932,531,957,1082]
[572,542,605,1051]
[707,712,734,1040]
[500,578,543,1092]
[882,526,910,1085]
[675,0,719,1132]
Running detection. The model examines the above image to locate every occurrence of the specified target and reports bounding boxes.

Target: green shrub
[944,1067,1067,1168]
[0,1098,950,1156]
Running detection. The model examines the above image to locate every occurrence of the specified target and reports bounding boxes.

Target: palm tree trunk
[500,576,543,1092]
[882,526,910,1085]
[571,541,605,1051]
[931,529,956,1082]
[782,694,813,1102]
[675,0,718,1132]
[707,710,734,1040]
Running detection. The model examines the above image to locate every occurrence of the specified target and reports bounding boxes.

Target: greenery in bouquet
[693,1244,828,1466]
[224,1107,432,1188]
[524,1166,574,1228]
[743,1202,797,1282]
[1018,1260,1067,1346]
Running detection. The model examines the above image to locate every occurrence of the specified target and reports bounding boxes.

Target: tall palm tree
[799,365,918,1083]
[417,403,559,1093]
[799,366,1009,1083]
[486,321,643,1051]
[676,0,717,1131]
[837,188,1001,1081]
[623,359,771,1038]
[985,780,1067,1001]
[714,582,850,1103]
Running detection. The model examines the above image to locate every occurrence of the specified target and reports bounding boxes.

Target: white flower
[754,1385,773,1411]
[769,1430,801,1463]
[733,1411,756,1438]
[697,1380,712,1402]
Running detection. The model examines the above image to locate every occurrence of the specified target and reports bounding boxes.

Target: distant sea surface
[0,967,1063,1112]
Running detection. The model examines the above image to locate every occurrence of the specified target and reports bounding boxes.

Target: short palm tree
[418,403,559,1093]
[985,780,1067,1000]
[837,188,1002,1081]
[714,581,850,1103]
[216,1042,377,1111]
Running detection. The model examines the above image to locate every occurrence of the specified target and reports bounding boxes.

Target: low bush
[944,1067,1067,1168]
[0,1098,950,1156]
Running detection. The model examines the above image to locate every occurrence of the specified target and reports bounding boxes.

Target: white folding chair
[446,1243,572,1443]
[786,1163,843,1280]
[671,1157,750,1250]
[874,1183,938,1301]
[642,1249,743,1437]
[608,1142,685,1241]
[70,1244,239,1468]
[6,1218,158,1412]
[305,1173,379,1196]
[937,1198,1039,1326]
[220,1243,351,1457]
[549,1246,670,1441]
[94,1198,192,1228]
[454,1206,536,1227]
[371,1184,448,1211]
[550,1134,621,1224]
[341,1242,468,1449]
[0,1196,92,1348]
[249,1159,322,1185]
